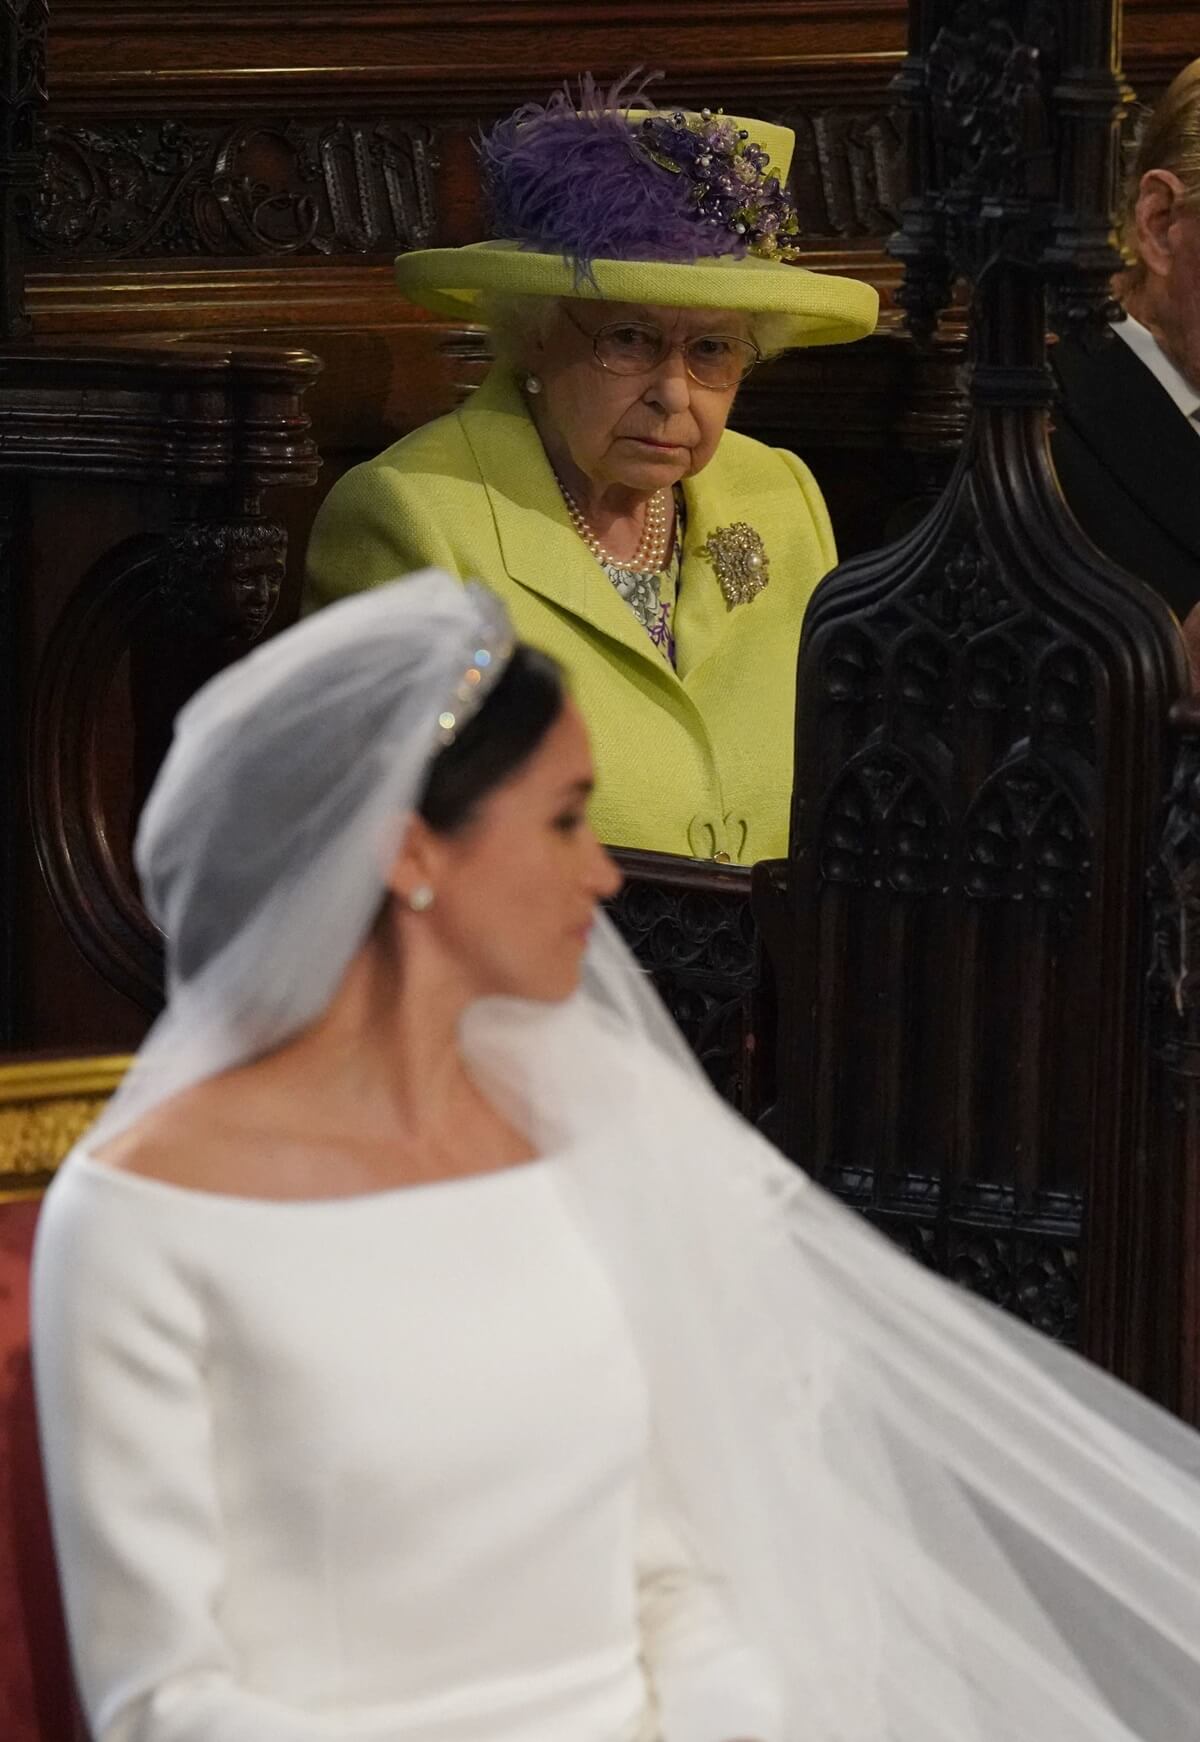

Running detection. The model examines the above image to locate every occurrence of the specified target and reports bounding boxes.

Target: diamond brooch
[698,523,771,610]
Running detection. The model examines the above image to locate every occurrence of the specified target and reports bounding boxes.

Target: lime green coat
[305,368,836,862]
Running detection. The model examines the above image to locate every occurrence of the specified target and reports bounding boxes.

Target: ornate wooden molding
[0,341,320,484]
[890,0,1131,342]
[0,486,19,1048]
[609,850,764,1117]
[22,100,901,266]
[0,0,48,336]
[0,1053,128,1193]
[612,840,1084,1340]
[52,2,906,25]
[1146,703,1200,1416]
[1149,711,1200,1039]
[11,342,319,1015]
[29,516,292,1011]
[26,117,437,261]
[45,10,907,108]
[764,0,1192,1400]
[826,1150,1083,1341]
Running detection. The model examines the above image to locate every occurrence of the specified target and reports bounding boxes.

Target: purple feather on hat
[478,70,748,281]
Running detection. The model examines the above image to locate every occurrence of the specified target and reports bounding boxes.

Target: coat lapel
[1052,332,1200,569]
[674,462,771,686]
[458,371,682,683]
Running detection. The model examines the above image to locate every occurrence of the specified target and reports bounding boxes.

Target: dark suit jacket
[1049,327,1200,621]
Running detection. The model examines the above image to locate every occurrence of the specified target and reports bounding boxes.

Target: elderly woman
[306,81,877,862]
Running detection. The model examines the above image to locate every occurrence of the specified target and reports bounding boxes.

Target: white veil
[89,570,1200,1738]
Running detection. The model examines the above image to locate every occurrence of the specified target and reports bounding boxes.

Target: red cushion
[0,1199,84,1741]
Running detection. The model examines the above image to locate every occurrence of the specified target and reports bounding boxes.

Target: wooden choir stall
[3,1,1200,1735]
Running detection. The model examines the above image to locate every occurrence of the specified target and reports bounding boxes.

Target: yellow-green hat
[395,85,878,351]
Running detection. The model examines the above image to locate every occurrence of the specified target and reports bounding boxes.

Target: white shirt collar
[1111,311,1200,427]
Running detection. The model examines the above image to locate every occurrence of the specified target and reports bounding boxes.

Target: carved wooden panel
[1147,705,1200,1418]
[27,4,919,341]
[761,0,1193,1400]
[608,851,766,1117]
[25,117,437,261]
[5,342,320,1051]
[30,516,297,1012]
[0,0,48,336]
[611,840,1083,1341]
[0,487,20,1049]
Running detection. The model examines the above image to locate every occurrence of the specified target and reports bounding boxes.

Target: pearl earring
[524,373,543,395]
[407,886,435,913]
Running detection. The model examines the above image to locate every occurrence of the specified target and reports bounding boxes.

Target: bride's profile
[30,571,1200,1741]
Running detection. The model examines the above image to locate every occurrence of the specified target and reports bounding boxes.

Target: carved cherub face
[223,537,283,638]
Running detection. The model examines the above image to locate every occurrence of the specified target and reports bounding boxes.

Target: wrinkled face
[1161,203,1200,390]
[527,299,749,493]
[411,700,621,1003]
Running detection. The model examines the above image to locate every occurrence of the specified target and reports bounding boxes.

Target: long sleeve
[774,444,837,575]
[31,1173,397,1742]
[304,455,466,612]
[32,1156,675,1742]
[636,1441,784,1742]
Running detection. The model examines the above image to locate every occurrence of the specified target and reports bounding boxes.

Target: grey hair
[1119,58,1200,283]
[474,292,557,365]
[746,312,795,362]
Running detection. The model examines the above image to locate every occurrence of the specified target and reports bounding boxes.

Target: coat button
[713,850,732,864]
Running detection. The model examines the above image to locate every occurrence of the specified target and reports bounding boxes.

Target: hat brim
[394,242,879,349]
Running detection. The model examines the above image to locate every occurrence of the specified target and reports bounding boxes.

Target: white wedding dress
[35,574,1200,1742]
[32,1147,781,1742]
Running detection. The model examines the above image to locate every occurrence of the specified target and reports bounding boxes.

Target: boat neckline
[67,1146,556,1211]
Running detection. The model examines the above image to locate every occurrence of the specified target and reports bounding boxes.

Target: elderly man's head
[1121,58,1200,389]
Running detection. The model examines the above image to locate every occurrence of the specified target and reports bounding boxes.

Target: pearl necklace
[557,480,671,575]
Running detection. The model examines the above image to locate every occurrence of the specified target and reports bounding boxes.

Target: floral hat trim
[478,71,805,280]
[637,107,805,264]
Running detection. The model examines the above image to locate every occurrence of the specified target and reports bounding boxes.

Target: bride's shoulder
[89,1078,254,1193]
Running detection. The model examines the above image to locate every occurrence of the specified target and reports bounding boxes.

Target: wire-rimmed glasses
[561,305,761,390]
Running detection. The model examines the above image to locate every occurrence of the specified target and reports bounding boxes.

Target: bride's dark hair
[418,643,564,834]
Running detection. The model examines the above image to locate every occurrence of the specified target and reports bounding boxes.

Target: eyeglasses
[561,305,760,390]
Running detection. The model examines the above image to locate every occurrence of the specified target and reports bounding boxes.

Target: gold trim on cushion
[0,1056,131,1194]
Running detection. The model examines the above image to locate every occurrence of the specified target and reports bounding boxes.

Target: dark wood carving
[30,513,292,1010]
[1147,701,1200,1417]
[21,103,902,264]
[7,342,320,1042]
[609,851,765,1118]
[759,1,1191,1386]
[0,0,48,337]
[784,103,905,241]
[0,484,20,1047]
[25,117,436,259]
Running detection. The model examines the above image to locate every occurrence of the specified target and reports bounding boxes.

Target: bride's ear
[384,815,441,911]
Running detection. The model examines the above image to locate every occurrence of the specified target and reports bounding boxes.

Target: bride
[31,572,1200,1741]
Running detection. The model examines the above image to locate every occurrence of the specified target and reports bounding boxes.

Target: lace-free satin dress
[32,1151,780,1742]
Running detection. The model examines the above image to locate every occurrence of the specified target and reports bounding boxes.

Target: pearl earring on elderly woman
[524,374,543,395]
